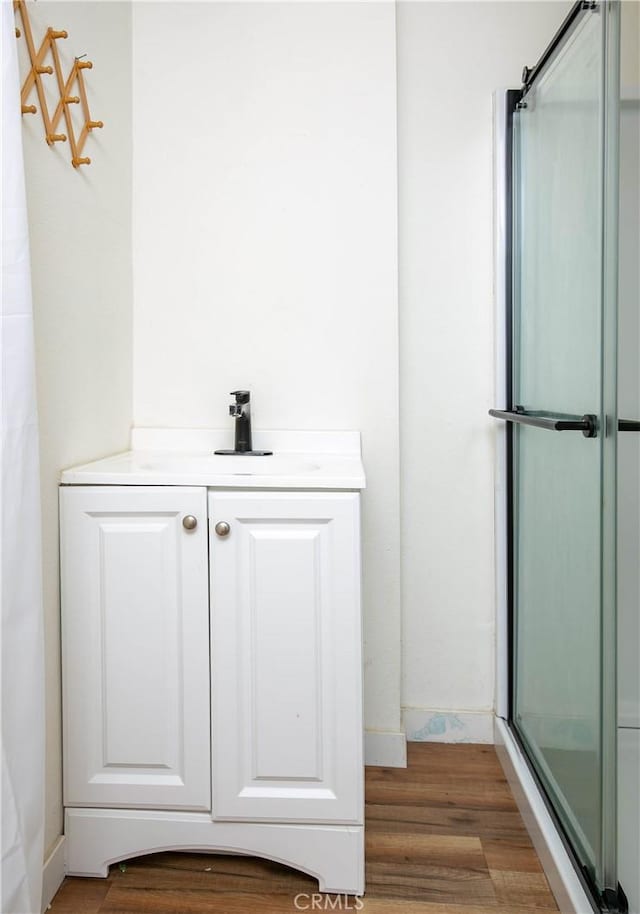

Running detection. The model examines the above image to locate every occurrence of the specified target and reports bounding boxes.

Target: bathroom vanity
[59,429,365,894]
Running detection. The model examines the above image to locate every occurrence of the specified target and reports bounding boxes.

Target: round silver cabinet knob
[182,515,198,530]
[215,521,231,537]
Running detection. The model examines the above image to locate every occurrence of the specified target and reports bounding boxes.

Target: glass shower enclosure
[491,1,626,910]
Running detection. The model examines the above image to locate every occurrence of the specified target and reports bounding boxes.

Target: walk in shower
[491,2,639,912]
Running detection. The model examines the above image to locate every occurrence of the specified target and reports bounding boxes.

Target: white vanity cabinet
[59,438,365,895]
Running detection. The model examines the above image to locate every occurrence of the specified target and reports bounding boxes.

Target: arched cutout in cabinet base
[64,808,365,896]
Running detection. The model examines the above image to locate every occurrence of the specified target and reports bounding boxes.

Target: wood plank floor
[49,743,558,914]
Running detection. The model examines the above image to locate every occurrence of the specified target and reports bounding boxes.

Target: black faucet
[229,390,252,452]
[214,391,273,456]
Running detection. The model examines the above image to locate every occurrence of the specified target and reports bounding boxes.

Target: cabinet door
[61,486,210,810]
[210,491,363,824]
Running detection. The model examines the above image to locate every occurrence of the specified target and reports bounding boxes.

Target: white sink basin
[60,432,365,490]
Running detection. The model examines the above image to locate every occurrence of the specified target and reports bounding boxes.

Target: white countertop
[60,429,366,490]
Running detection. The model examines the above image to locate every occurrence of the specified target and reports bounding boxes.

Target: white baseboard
[494,717,596,914]
[403,708,494,744]
[618,728,640,914]
[618,697,640,729]
[364,729,407,767]
[41,835,65,912]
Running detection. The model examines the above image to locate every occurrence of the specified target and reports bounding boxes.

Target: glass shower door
[510,1,620,902]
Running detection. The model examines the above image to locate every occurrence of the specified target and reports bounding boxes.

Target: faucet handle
[230,390,250,404]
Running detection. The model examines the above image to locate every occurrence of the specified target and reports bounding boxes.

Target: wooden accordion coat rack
[14,0,103,168]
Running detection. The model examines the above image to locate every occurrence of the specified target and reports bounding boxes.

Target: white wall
[618,63,640,731]
[132,3,402,743]
[397,1,572,742]
[19,1,132,855]
[617,5,639,911]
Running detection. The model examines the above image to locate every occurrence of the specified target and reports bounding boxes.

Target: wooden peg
[46,133,66,145]
[64,96,80,104]
[88,120,103,129]
[76,60,92,69]
[48,29,68,39]
[15,27,21,37]
[72,157,90,167]
[36,65,53,75]
[21,104,37,114]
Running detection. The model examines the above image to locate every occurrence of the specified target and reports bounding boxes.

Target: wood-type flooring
[48,743,558,914]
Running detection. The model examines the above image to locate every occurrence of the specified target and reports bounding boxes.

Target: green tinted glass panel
[512,4,619,893]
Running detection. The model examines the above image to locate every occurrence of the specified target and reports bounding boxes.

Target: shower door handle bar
[618,419,640,432]
[489,408,597,438]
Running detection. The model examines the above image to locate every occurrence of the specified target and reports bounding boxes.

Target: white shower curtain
[1,2,45,913]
